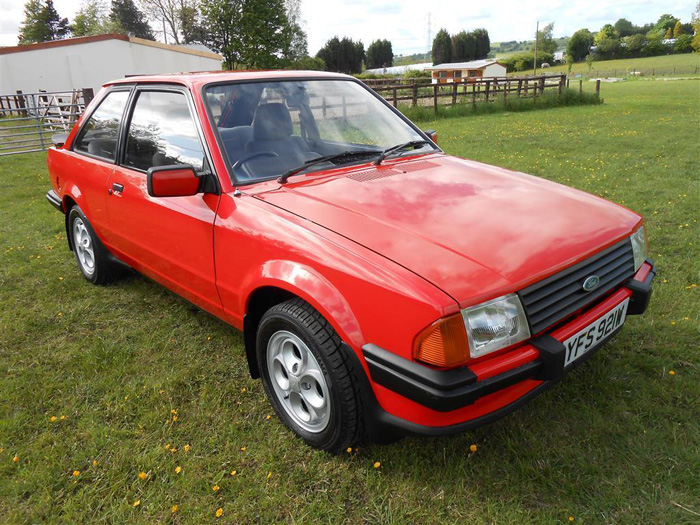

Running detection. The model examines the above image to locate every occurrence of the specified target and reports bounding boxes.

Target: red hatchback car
[47,71,655,452]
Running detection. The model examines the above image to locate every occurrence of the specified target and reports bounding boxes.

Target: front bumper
[361,260,655,435]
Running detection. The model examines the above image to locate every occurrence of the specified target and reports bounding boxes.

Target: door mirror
[147,165,201,197]
[424,129,438,144]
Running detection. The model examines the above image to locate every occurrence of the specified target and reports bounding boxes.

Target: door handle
[111,183,124,194]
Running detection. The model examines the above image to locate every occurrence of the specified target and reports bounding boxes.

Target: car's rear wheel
[256,299,364,453]
[68,206,119,284]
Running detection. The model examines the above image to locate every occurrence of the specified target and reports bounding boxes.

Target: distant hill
[490,37,570,58]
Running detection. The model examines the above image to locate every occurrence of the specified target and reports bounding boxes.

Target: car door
[67,88,132,243]
[106,85,223,316]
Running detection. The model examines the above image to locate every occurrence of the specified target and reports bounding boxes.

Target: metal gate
[0,89,93,156]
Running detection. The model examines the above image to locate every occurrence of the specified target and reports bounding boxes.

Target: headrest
[253,103,293,141]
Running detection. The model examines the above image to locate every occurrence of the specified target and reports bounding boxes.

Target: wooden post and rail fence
[362,74,599,112]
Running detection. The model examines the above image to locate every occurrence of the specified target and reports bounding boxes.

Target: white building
[425,59,507,83]
[0,34,222,94]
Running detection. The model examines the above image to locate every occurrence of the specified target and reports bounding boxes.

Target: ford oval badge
[582,275,600,292]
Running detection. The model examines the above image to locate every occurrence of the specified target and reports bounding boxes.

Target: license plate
[563,299,629,367]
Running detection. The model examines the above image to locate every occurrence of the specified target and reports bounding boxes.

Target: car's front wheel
[256,299,364,453]
[68,206,119,284]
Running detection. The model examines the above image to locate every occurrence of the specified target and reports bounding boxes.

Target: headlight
[630,225,649,272]
[461,294,530,359]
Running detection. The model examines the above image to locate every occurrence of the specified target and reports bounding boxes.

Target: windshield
[204,79,434,183]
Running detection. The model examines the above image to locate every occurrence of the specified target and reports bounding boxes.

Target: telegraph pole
[533,20,539,75]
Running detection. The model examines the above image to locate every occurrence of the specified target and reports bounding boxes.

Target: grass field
[1,80,699,524]
[514,53,700,77]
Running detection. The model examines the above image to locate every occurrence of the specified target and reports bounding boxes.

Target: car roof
[105,70,353,90]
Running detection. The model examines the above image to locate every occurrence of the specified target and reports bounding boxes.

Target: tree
[472,28,490,59]
[451,31,476,62]
[432,28,451,65]
[536,22,556,54]
[585,53,594,72]
[366,39,392,69]
[567,29,594,61]
[18,0,70,44]
[202,0,292,69]
[110,0,155,39]
[140,0,201,44]
[614,18,636,37]
[623,34,647,57]
[316,36,364,74]
[653,14,680,36]
[674,34,693,53]
[594,24,617,45]
[595,35,621,59]
[673,20,683,37]
[178,4,207,44]
[693,2,700,53]
[72,0,109,37]
[284,0,308,63]
[566,52,574,74]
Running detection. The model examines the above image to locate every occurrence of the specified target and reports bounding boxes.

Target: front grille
[518,238,635,334]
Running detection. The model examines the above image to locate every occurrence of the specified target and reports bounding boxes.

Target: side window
[124,91,205,172]
[73,91,129,160]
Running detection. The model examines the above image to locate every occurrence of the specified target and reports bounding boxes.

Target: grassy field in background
[513,53,700,77]
[1,79,698,523]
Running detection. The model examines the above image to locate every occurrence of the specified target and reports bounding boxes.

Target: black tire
[67,205,119,285]
[256,298,364,453]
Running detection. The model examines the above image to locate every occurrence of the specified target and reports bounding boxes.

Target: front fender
[241,260,364,348]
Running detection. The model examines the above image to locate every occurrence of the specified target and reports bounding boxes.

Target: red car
[46,71,654,452]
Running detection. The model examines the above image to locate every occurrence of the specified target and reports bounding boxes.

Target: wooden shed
[426,59,507,84]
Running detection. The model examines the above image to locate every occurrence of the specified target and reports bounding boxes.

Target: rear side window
[123,91,205,172]
[73,91,129,160]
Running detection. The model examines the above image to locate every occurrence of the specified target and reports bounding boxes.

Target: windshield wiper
[277,149,380,183]
[373,140,431,166]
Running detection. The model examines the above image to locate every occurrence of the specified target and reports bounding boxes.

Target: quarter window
[124,91,205,172]
[73,91,129,160]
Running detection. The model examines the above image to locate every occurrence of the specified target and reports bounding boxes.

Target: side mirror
[424,129,438,144]
[147,165,202,197]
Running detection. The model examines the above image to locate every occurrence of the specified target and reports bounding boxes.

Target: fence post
[82,87,94,105]
[392,87,397,108]
[16,90,27,117]
[566,77,570,88]
[579,80,583,95]
[452,82,457,105]
[433,84,438,114]
[539,76,545,96]
[412,84,417,107]
[595,79,601,99]
[517,79,523,97]
[558,75,564,96]
[485,80,491,102]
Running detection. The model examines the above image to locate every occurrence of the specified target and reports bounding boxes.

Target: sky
[1,0,697,54]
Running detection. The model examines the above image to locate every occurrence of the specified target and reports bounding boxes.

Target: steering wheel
[232,151,279,180]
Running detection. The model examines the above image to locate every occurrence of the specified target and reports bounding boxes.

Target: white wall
[483,63,507,77]
[1,39,222,94]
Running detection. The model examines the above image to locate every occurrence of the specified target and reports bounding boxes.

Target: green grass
[1,80,699,523]
[514,53,700,77]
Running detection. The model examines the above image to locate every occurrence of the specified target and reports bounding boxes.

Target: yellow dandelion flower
[92,460,98,467]
[671,321,676,326]
[241,387,247,393]
[165,443,171,451]
[230,470,237,476]
[172,415,178,422]
[60,415,66,420]
[470,444,478,453]
[170,447,177,453]
[569,518,575,522]
[184,444,190,452]
[215,507,223,518]
[171,505,179,513]
[175,466,182,474]
[13,456,20,463]
[72,470,80,477]
[669,370,676,376]
[138,472,147,480]
[50,416,57,422]
[171,409,177,414]
[267,471,272,479]
[346,447,352,454]
[266,415,271,420]
[133,500,140,508]
[207,336,212,340]
[212,485,220,492]
[240,446,247,452]
[373,461,381,469]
